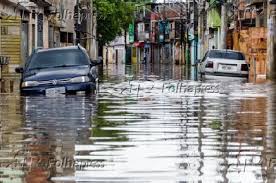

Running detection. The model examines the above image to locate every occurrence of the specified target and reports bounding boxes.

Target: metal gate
[21,22,28,64]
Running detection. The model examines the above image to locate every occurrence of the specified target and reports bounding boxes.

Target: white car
[198,49,249,78]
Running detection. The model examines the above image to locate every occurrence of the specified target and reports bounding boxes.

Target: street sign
[129,24,134,43]
[0,56,10,65]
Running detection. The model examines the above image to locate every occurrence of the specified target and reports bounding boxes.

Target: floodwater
[0,63,276,183]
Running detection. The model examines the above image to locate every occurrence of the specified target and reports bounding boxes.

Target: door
[37,14,43,47]
[21,22,28,65]
[48,26,54,48]
[115,50,118,64]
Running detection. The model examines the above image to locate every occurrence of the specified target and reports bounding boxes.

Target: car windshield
[208,50,245,60]
[27,49,89,70]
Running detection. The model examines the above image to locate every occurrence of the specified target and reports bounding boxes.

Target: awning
[30,0,52,7]
[133,42,144,47]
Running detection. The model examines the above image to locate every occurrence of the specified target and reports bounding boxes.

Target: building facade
[130,3,185,65]
[0,0,75,76]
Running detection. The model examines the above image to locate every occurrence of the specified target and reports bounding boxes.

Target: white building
[103,35,128,64]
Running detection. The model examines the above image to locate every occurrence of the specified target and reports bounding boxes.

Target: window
[145,24,150,32]
[208,50,245,60]
[60,32,74,43]
[1,26,8,35]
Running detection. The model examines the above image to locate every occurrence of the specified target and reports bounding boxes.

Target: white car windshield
[208,50,245,60]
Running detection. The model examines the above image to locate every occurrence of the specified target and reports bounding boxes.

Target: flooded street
[1,63,276,182]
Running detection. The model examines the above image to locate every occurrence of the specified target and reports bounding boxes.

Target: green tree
[95,0,147,46]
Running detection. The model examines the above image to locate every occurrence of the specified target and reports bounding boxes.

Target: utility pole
[221,1,227,49]
[186,0,190,66]
[191,0,197,66]
[180,6,184,65]
[89,0,94,58]
[162,0,166,63]
[267,1,276,80]
[90,0,97,60]
[86,0,91,55]
[74,0,81,45]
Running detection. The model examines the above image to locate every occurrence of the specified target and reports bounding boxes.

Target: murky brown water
[0,64,276,183]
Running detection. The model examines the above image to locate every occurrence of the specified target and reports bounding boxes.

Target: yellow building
[0,1,29,74]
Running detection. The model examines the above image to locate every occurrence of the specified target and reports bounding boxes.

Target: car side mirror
[90,59,102,66]
[196,59,202,64]
[15,67,24,73]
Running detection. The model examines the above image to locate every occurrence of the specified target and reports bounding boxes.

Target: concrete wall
[103,35,127,64]
[103,45,126,64]
[233,27,267,81]
[50,0,75,33]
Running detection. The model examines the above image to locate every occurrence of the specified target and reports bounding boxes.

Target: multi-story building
[197,0,269,81]
[233,0,268,81]
[0,0,75,77]
[130,2,186,64]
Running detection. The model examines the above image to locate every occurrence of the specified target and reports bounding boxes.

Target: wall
[1,17,21,73]
[233,27,267,81]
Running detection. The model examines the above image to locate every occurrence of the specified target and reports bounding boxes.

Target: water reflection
[0,95,95,182]
[1,63,276,182]
[75,63,274,182]
[266,83,276,183]
[0,95,24,183]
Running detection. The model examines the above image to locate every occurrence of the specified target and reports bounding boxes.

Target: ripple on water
[0,64,275,182]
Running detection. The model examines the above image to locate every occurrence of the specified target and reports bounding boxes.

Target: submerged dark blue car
[15,45,99,95]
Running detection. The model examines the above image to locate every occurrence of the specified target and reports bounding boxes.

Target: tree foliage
[95,0,147,46]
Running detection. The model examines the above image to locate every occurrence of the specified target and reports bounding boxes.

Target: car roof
[209,49,243,54]
[36,45,86,53]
